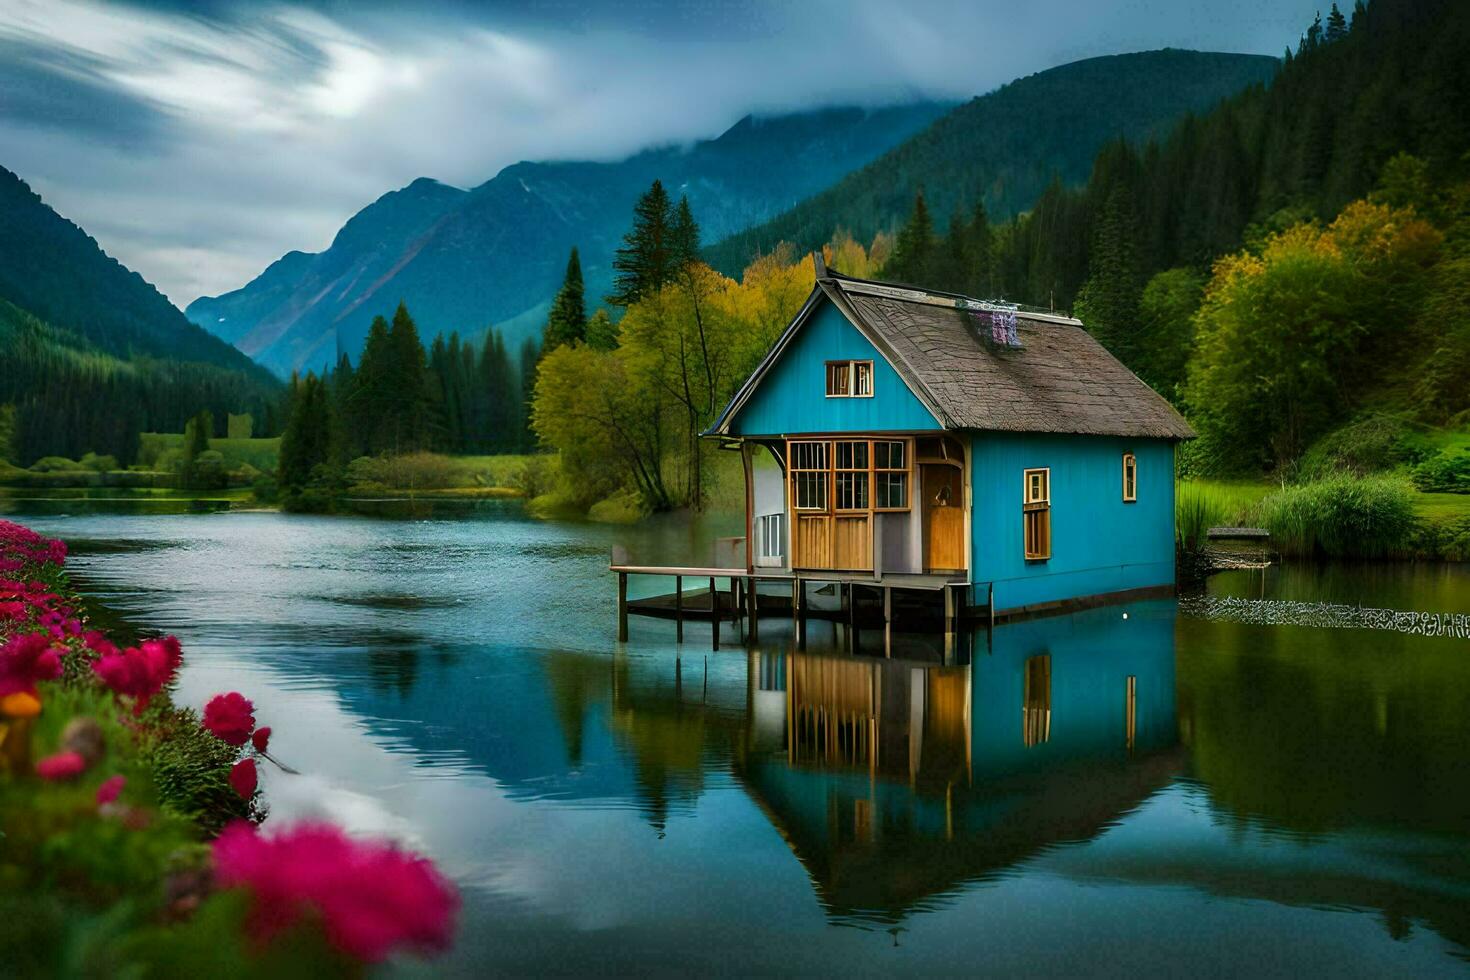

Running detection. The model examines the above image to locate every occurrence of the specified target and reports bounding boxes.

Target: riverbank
[1179,477,1470,561]
[0,519,457,974]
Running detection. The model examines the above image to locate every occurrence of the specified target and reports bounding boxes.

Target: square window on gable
[825,360,873,398]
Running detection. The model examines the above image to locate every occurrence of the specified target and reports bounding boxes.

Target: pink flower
[35,750,88,781]
[229,758,258,799]
[92,636,182,713]
[96,775,126,805]
[213,821,458,963]
[0,632,63,699]
[251,726,271,754]
[203,692,256,746]
[82,631,118,659]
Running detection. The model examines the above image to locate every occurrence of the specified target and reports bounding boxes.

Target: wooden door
[923,464,965,572]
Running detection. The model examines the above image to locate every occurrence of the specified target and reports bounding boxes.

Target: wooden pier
[611,552,974,655]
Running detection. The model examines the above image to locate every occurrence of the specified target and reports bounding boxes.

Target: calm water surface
[11,504,1470,977]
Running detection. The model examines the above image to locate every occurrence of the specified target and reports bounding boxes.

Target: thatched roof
[712,271,1195,441]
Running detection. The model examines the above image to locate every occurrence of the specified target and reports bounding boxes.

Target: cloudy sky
[0,0,1314,307]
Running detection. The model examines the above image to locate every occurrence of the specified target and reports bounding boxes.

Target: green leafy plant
[1259,474,1418,559]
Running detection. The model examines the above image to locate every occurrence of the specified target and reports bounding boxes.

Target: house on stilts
[612,255,1194,649]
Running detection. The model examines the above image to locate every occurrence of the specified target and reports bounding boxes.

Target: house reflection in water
[735,601,1180,922]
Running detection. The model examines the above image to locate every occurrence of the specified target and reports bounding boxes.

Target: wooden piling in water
[710,576,719,651]
[883,587,892,659]
[617,571,628,642]
[747,576,758,643]
[674,575,683,643]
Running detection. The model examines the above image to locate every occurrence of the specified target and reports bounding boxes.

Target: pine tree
[428,333,456,450]
[543,247,588,351]
[351,315,392,453]
[887,190,936,286]
[608,180,674,307]
[385,302,432,453]
[1325,3,1348,42]
[479,330,515,453]
[517,337,540,453]
[967,200,994,296]
[934,207,971,293]
[671,196,701,269]
[1073,182,1142,360]
[278,373,332,491]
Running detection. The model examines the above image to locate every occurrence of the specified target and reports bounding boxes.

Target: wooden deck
[611,559,975,652]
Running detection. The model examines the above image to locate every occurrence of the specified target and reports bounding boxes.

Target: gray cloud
[0,0,1316,308]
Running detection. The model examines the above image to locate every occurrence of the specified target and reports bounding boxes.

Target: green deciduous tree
[1187,199,1440,469]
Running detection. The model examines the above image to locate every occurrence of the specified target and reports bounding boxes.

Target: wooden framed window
[825,360,873,398]
[757,513,786,561]
[791,441,829,511]
[874,439,909,510]
[834,440,870,511]
[1122,452,1137,502]
[786,437,912,514]
[1023,467,1050,561]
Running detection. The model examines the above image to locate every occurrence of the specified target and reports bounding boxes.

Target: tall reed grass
[1258,474,1418,559]
[1175,481,1265,553]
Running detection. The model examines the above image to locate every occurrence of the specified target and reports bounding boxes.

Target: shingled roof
[711,271,1195,441]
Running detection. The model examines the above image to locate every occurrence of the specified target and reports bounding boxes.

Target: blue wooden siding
[970,433,1176,609]
[729,300,940,436]
[972,601,1177,779]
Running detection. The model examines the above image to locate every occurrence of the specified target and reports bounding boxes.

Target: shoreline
[0,519,458,971]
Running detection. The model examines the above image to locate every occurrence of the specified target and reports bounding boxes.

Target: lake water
[10,504,1470,976]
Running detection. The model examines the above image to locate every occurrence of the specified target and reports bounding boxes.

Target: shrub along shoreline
[1177,475,1470,562]
[0,519,458,975]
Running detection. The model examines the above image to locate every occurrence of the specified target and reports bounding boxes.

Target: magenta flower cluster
[1,518,460,964]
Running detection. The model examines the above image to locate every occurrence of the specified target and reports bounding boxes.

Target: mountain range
[184,103,956,377]
[189,48,1278,379]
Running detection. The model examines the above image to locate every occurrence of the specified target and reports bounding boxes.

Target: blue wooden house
[702,258,1194,623]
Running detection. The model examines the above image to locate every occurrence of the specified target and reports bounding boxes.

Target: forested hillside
[0,167,275,379]
[0,301,279,466]
[705,49,1279,274]
[186,103,955,378]
[878,0,1470,477]
[0,169,280,466]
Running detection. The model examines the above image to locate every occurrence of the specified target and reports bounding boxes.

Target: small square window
[825,360,873,398]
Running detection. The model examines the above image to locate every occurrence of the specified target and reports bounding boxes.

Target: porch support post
[710,576,720,651]
[617,572,628,642]
[675,575,683,643]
